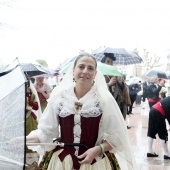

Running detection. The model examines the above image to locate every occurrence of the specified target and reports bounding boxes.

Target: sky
[0,0,170,69]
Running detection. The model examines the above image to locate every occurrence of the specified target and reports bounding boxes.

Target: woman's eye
[88,67,94,71]
[79,65,84,69]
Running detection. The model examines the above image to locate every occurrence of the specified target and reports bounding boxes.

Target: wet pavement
[126,102,170,170]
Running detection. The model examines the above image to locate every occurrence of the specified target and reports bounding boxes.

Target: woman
[26,80,40,169]
[34,76,52,112]
[27,52,136,169]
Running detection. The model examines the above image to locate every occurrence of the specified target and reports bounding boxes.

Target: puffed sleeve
[28,94,60,155]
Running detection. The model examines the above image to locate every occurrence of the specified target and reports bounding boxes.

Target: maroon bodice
[53,114,102,169]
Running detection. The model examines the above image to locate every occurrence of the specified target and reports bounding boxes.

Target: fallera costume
[28,65,136,170]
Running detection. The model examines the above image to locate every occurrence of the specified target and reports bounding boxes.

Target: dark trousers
[147,108,168,141]
[128,94,137,113]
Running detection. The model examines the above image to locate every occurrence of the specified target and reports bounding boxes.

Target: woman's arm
[26,134,40,144]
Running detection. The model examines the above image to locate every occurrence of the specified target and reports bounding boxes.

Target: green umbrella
[59,62,122,76]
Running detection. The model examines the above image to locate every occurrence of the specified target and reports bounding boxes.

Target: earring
[73,77,75,82]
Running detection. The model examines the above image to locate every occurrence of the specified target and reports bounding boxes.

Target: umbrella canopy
[145,69,168,79]
[21,63,51,77]
[166,73,170,79]
[127,77,141,85]
[60,62,122,76]
[0,59,26,169]
[91,47,143,65]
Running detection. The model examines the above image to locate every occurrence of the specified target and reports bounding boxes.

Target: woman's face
[104,57,113,65]
[117,76,123,84]
[36,77,44,84]
[73,56,97,85]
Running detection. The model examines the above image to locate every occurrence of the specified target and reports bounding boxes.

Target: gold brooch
[74,102,83,111]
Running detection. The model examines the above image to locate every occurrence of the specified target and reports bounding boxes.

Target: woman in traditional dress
[26,81,40,169]
[34,76,52,112]
[26,52,136,170]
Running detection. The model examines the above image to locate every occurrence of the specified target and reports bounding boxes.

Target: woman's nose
[82,67,88,73]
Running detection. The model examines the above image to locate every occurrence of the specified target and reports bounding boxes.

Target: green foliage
[36,59,48,68]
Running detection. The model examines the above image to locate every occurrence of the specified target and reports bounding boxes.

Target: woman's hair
[101,53,116,63]
[73,52,97,69]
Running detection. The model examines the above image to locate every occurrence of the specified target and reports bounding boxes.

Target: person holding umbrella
[101,53,116,84]
[26,52,136,170]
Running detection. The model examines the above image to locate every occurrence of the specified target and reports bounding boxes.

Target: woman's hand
[36,88,44,93]
[77,141,113,164]
[26,134,40,145]
[77,146,101,164]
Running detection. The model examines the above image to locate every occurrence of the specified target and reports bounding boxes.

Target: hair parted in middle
[73,52,97,69]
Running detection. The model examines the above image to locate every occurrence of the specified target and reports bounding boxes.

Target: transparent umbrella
[0,59,26,169]
[145,69,167,79]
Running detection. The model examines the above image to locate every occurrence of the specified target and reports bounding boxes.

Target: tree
[135,48,162,70]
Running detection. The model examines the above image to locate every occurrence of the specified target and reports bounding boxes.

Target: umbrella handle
[64,143,89,150]
[53,139,89,150]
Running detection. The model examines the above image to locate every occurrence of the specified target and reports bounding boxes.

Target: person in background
[26,80,39,169]
[135,81,142,105]
[107,76,121,104]
[34,76,52,112]
[159,79,167,99]
[141,77,150,109]
[101,53,116,85]
[117,75,131,129]
[128,80,140,114]
[147,75,162,108]
[147,96,170,159]
[26,52,136,170]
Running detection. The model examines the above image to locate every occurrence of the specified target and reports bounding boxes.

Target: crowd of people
[23,52,170,169]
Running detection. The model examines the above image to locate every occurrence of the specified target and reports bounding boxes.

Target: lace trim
[74,114,81,156]
[52,90,103,118]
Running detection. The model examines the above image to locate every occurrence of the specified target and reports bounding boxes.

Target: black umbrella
[0,59,26,169]
[91,47,143,65]
[21,63,51,77]
[145,69,168,79]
